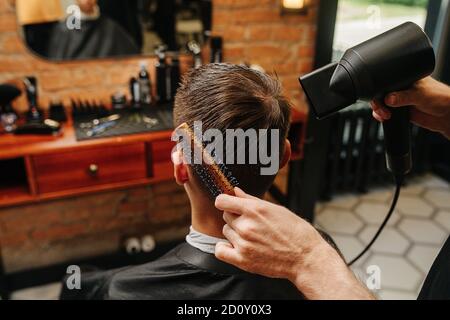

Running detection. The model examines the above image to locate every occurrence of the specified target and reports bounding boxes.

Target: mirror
[14,0,212,61]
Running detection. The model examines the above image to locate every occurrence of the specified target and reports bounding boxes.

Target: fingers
[385,89,418,108]
[370,100,391,121]
[223,211,239,228]
[215,194,252,215]
[215,242,242,266]
[222,224,241,246]
[223,212,260,243]
[372,110,384,122]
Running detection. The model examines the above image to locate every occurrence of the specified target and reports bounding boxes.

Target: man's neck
[191,205,225,239]
[185,183,227,239]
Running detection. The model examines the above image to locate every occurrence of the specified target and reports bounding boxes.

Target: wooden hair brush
[177,123,239,198]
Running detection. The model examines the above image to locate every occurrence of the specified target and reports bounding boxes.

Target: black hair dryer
[300,22,435,181]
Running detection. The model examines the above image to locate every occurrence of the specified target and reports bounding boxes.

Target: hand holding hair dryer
[300,22,435,180]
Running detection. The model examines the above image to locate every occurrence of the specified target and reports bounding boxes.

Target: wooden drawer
[33,143,147,194]
[150,140,176,180]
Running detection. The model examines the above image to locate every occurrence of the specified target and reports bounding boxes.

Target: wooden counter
[0,109,307,208]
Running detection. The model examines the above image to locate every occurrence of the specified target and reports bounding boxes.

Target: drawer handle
[88,164,99,176]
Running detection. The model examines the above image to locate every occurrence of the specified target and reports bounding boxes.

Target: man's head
[77,0,97,14]
[173,63,292,203]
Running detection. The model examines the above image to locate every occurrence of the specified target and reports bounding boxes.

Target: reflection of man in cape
[14,0,64,57]
[48,0,140,60]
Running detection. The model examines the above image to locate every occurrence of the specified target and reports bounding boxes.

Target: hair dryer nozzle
[329,64,355,98]
[299,62,357,119]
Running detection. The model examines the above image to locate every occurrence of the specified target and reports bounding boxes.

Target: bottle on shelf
[129,77,141,109]
[155,50,168,104]
[210,36,223,63]
[24,76,42,122]
[187,40,202,69]
[138,62,153,106]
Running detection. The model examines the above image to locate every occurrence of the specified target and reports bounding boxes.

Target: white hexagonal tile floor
[328,234,365,262]
[326,194,359,210]
[407,244,442,274]
[360,188,392,202]
[355,202,400,226]
[359,226,410,255]
[398,219,447,245]
[401,183,425,196]
[315,208,364,235]
[396,196,434,218]
[377,289,418,301]
[424,189,450,209]
[434,211,450,232]
[316,174,450,300]
[421,174,449,189]
[363,254,422,291]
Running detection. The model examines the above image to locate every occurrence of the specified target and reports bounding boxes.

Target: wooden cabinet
[0,123,176,207]
[150,140,176,180]
[33,143,148,194]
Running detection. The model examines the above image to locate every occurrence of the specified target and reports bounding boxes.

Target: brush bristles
[178,123,239,198]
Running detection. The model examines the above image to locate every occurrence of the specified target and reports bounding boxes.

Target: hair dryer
[299,22,435,181]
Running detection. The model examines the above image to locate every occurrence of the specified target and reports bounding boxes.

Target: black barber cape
[418,236,450,300]
[47,16,140,60]
[61,243,303,300]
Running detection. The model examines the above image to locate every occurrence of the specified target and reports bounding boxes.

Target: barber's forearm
[289,242,376,300]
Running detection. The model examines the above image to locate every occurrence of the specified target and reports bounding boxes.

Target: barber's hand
[215,188,374,300]
[371,77,450,139]
[215,188,324,280]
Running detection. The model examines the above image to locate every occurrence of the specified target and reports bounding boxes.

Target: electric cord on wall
[347,177,403,266]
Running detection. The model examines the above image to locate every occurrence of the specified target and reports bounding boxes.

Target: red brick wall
[0,0,317,112]
[0,182,192,272]
[0,0,318,272]
[213,0,318,110]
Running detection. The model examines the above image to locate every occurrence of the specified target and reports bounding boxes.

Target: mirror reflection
[14,0,212,60]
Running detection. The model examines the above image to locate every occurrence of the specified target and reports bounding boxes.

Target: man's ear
[172,150,189,185]
[280,139,292,169]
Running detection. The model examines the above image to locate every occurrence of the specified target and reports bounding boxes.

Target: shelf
[0,157,32,207]
[0,185,33,207]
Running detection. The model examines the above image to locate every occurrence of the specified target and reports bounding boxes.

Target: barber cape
[60,242,303,300]
[47,15,139,60]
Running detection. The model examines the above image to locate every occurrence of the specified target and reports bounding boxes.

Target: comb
[177,123,239,198]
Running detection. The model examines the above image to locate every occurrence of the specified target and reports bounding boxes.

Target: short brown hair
[174,63,291,197]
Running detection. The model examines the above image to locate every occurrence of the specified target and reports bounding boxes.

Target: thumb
[215,242,242,266]
[385,89,419,108]
[234,187,258,200]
